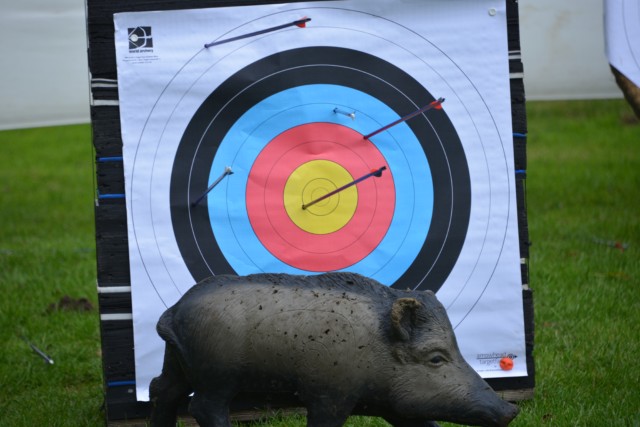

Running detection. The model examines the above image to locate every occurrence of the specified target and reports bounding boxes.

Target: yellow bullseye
[284,160,358,234]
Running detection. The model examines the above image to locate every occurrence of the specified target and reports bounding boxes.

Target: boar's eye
[427,353,448,367]
[430,355,444,364]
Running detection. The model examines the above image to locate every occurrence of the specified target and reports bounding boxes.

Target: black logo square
[128,27,153,50]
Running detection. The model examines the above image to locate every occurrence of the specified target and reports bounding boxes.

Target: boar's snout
[478,392,519,427]
[493,399,519,427]
[460,382,519,427]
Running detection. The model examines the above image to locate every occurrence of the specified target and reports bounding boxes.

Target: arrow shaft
[20,336,54,365]
[205,18,311,48]
[363,97,444,140]
[191,168,233,207]
[302,166,386,210]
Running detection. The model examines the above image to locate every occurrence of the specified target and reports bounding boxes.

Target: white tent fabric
[519,0,625,100]
[605,0,640,87]
[0,0,90,130]
[0,0,626,131]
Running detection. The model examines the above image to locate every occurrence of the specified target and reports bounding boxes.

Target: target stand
[87,0,533,424]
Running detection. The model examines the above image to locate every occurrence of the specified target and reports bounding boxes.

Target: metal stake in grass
[20,336,54,365]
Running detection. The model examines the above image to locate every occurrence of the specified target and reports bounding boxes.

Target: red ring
[246,123,395,271]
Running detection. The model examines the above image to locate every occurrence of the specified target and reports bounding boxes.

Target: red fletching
[296,17,309,28]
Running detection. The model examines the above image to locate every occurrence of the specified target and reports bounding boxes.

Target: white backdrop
[0,0,625,128]
[0,0,90,130]
[520,0,625,100]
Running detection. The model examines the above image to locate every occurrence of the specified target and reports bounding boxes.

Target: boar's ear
[391,298,423,341]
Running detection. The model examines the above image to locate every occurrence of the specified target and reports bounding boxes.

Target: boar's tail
[156,308,184,352]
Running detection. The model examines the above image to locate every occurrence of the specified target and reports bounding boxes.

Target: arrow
[302,166,387,210]
[333,107,356,120]
[191,166,233,207]
[363,97,445,140]
[20,336,54,365]
[205,17,311,48]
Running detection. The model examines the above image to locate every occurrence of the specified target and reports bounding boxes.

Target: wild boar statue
[149,272,519,427]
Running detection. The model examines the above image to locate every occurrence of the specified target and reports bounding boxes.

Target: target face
[171,47,470,291]
[115,1,528,399]
[120,3,518,318]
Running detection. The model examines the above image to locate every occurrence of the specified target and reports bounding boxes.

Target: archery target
[115,2,528,400]
[122,4,515,327]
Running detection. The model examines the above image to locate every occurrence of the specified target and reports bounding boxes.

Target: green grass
[0,124,102,426]
[513,100,640,426]
[0,100,639,426]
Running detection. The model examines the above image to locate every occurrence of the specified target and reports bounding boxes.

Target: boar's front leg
[304,393,358,427]
[149,344,192,427]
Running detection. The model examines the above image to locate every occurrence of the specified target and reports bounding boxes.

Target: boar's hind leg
[149,344,192,427]
[189,391,233,427]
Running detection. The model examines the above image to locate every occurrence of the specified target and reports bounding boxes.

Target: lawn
[0,99,638,426]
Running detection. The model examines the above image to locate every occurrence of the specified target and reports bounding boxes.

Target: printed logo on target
[128,27,153,52]
[476,352,517,366]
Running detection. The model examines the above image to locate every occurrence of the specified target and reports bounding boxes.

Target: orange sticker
[500,357,514,371]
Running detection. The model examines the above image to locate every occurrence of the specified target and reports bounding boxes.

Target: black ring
[170,46,470,292]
